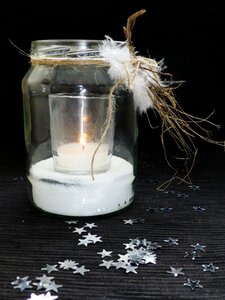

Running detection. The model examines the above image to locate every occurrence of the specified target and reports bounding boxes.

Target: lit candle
[49,93,115,175]
[55,140,110,174]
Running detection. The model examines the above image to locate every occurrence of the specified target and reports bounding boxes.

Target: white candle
[55,142,110,174]
[28,155,134,217]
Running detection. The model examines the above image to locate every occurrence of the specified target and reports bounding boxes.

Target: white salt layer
[28,156,135,216]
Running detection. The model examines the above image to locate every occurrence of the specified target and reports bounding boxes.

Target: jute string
[30,57,110,66]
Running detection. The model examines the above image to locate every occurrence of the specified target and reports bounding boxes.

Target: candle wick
[82,145,85,151]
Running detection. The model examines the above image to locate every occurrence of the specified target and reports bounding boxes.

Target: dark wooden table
[1,144,225,299]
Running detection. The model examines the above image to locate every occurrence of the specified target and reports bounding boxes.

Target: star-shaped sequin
[33,275,54,290]
[41,264,58,274]
[164,238,179,245]
[202,262,219,273]
[26,292,58,299]
[82,233,102,244]
[147,241,162,251]
[159,207,173,213]
[65,220,79,225]
[190,243,206,252]
[11,276,32,292]
[184,250,201,260]
[73,265,90,276]
[189,185,200,191]
[125,264,138,274]
[85,222,97,229]
[183,278,203,290]
[123,242,136,250]
[113,260,128,269]
[45,281,63,293]
[146,207,160,213]
[78,238,93,247]
[73,227,87,235]
[132,218,145,224]
[142,252,157,264]
[123,219,134,225]
[99,260,114,269]
[193,206,205,212]
[58,259,78,270]
[118,253,130,263]
[177,193,188,198]
[97,249,113,258]
[167,267,185,277]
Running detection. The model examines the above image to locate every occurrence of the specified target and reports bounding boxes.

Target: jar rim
[31,39,123,43]
[31,39,124,58]
[49,92,115,100]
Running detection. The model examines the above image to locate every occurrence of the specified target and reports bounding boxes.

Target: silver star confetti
[123,218,145,225]
[123,242,136,250]
[183,278,203,290]
[177,193,188,198]
[184,250,201,260]
[146,207,160,213]
[167,267,185,277]
[85,222,97,229]
[202,262,219,273]
[73,227,87,235]
[78,238,93,247]
[164,238,179,245]
[58,259,78,270]
[118,253,130,263]
[125,264,138,274]
[11,276,32,292]
[191,243,206,252]
[91,235,103,243]
[65,220,79,225]
[189,184,200,191]
[99,260,114,269]
[73,265,90,276]
[159,207,173,213]
[193,206,205,212]
[132,218,145,224]
[45,281,63,293]
[33,275,54,290]
[97,249,113,258]
[147,241,162,251]
[41,264,58,274]
[113,260,128,270]
[123,219,134,225]
[27,292,58,299]
[142,251,157,264]
[116,237,158,271]
[82,233,102,244]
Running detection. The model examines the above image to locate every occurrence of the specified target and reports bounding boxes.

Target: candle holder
[22,39,138,217]
[49,93,115,174]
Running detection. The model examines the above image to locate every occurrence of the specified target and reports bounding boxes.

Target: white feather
[99,36,163,113]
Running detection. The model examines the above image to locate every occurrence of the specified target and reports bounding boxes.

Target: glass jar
[22,39,138,217]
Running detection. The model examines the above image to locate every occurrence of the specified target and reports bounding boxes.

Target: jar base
[28,156,135,217]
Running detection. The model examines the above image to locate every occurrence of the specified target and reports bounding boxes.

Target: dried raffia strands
[101,9,224,190]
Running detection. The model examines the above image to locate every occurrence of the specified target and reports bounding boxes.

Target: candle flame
[80,133,87,150]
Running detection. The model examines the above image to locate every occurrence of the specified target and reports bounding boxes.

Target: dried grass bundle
[100,9,224,190]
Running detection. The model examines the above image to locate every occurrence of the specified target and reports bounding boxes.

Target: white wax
[55,142,110,173]
[28,156,135,217]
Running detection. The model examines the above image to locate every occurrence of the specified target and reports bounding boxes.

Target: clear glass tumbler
[49,93,115,174]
